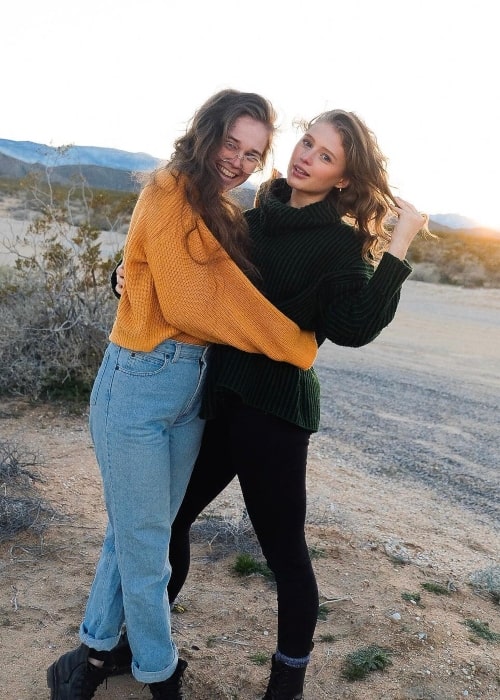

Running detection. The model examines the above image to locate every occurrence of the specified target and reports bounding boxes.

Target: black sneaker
[47,643,114,699]
[108,630,133,675]
[262,655,306,700]
[149,659,188,699]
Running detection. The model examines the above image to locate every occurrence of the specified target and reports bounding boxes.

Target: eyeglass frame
[220,138,264,174]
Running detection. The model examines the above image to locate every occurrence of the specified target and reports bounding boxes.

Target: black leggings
[168,397,319,659]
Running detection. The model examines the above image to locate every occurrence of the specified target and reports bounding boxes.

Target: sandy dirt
[0,280,499,700]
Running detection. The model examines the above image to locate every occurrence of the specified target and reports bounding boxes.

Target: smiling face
[286,121,349,207]
[215,115,270,191]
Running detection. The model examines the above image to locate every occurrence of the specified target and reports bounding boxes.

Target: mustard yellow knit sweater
[109,171,316,370]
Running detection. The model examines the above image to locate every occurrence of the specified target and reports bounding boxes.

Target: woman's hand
[115,264,126,295]
[388,197,429,260]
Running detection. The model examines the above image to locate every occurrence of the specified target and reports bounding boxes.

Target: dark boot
[149,659,188,699]
[262,654,307,700]
[47,644,115,699]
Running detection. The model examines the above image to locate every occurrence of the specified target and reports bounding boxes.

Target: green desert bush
[464,618,500,642]
[249,651,269,666]
[232,553,274,580]
[421,581,452,596]
[341,645,393,681]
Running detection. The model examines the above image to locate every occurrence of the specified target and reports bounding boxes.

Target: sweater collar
[257,178,341,235]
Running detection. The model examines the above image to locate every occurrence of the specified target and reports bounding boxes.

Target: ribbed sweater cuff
[370,252,412,298]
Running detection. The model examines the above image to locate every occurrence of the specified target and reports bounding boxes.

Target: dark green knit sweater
[201,178,412,432]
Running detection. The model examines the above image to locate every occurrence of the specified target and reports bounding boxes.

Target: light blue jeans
[80,339,209,684]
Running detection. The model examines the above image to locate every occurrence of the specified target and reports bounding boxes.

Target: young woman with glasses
[45,89,318,700]
[111,108,428,699]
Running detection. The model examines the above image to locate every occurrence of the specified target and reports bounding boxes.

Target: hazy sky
[2,0,499,228]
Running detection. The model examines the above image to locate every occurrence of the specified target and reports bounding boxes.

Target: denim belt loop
[171,341,182,364]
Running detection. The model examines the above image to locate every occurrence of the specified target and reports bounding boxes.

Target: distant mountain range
[0,138,160,173]
[0,138,161,193]
[429,213,480,230]
[0,138,498,235]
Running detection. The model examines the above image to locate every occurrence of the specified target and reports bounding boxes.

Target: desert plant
[195,508,257,547]
[0,163,127,400]
[401,591,422,605]
[0,440,61,542]
[308,543,326,559]
[317,633,337,643]
[469,566,500,604]
[341,644,393,681]
[421,581,452,596]
[249,651,269,666]
[317,606,330,621]
[0,439,39,484]
[463,619,500,642]
[232,553,274,580]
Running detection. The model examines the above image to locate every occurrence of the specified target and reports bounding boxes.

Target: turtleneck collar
[256,178,341,236]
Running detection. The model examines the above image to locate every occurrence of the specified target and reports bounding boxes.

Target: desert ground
[0,279,499,699]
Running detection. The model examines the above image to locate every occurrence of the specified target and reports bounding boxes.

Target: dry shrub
[0,173,124,400]
[0,440,61,542]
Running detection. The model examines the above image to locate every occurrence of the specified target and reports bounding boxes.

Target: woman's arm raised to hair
[388,197,428,261]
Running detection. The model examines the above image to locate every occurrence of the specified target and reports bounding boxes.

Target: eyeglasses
[220,139,264,174]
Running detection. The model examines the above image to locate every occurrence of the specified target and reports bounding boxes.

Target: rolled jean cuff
[132,649,178,684]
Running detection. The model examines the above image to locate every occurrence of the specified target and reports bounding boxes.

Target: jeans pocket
[117,348,168,376]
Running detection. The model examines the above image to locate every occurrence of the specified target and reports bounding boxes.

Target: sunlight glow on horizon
[1,0,499,231]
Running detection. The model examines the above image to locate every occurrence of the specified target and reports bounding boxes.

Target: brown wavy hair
[152,89,276,277]
[303,110,429,262]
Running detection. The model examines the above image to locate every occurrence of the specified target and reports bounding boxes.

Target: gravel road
[313,280,500,528]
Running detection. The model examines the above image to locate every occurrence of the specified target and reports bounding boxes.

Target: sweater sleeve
[317,252,412,347]
[121,178,317,369]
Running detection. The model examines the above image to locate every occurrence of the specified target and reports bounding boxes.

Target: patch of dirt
[0,397,498,699]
